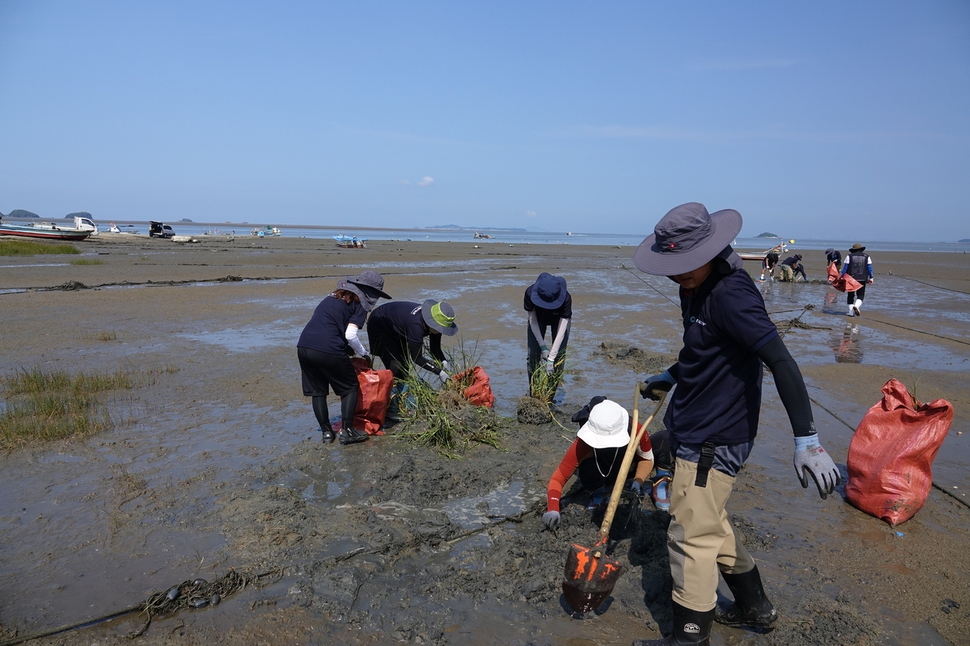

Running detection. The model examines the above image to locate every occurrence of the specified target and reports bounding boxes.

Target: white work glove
[542,510,560,531]
[441,360,451,372]
[544,358,555,374]
[438,370,450,382]
[793,434,841,499]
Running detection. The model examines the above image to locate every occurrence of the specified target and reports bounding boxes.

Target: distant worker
[542,397,655,531]
[841,243,874,316]
[759,249,779,282]
[825,248,842,269]
[297,271,390,446]
[367,300,458,380]
[779,254,806,282]
[524,272,571,384]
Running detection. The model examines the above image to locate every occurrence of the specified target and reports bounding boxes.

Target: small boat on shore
[334,234,367,248]
[0,216,96,241]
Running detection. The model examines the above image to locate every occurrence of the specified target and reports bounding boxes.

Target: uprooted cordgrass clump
[517,351,567,424]
[0,368,136,450]
[396,344,504,458]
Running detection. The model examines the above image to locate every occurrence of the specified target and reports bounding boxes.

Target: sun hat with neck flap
[530,272,568,309]
[421,300,458,336]
[577,400,630,449]
[347,270,391,312]
[634,202,743,276]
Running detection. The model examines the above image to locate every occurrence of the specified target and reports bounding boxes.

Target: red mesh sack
[453,366,495,408]
[845,379,953,526]
[350,357,394,435]
[827,263,862,293]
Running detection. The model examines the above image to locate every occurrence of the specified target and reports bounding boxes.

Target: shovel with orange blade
[562,386,667,613]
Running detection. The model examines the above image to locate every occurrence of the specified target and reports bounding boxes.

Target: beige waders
[667,456,756,612]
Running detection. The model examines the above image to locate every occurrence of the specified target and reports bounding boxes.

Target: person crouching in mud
[542,397,656,531]
[632,203,841,646]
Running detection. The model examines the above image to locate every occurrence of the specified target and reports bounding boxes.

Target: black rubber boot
[633,602,714,645]
[715,565,778,629]
[311,396,335,443]
[338,390,368,445]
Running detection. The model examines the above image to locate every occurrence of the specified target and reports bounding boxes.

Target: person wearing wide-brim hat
[632,203,840,644]
[345,270,391,312]
[524,272,572,384]
[541,398,656,531]
[297,278,377,446]
[366,299,457,380]
[840,243,874,317]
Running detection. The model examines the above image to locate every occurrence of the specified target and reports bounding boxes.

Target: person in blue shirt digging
[632,203,841,646]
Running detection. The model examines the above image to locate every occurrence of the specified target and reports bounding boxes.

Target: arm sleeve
[345,324,367,356]
[548,318,570,359]
[632,431,655,485]
[757,335,816,437]
[546,440,584,512]
[528,310,545,345]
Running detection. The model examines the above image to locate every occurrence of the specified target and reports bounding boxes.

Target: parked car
[149,221,175,238]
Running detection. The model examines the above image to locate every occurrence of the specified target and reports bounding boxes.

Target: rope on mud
[892,273,970,296]
[808,396,970,511]
[620,265,679,307]
[856,314,970,347]
[0,568,283,646]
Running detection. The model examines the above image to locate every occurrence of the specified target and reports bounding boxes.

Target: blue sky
[1,1,968,242]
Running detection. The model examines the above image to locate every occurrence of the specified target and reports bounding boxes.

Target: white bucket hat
[577,400,630,449]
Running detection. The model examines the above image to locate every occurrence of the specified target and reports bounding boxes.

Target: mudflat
[1,234,968,645]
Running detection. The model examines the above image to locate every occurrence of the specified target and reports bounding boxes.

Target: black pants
[847,284,867,304]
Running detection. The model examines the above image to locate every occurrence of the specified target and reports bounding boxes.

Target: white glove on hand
[793,434,841,499]
[441,360,451,372]
[438,370,450,382]
[544,359,555,375]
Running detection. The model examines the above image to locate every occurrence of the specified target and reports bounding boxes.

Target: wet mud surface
[1,235,969,645]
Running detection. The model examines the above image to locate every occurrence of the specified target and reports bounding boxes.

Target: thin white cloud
[398,179,411,186]
[417,176,434,187]
[526,210,537,218]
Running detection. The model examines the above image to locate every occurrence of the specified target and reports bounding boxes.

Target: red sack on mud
[453,366,495,408]
[827,263,862,293]
[349,357,393,435]
[845,379,953,526]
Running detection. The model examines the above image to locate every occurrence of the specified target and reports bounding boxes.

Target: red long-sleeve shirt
[546,434,654,512]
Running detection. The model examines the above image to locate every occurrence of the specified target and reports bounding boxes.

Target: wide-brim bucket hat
[850,243,866,252]
[530,272,567,309]
[634,202,743,276]
[348,270,391,300]
[577,399,630,449]
[336,279,367,305]
[421,300,458,336]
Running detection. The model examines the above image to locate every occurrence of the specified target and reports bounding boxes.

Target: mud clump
[596,342,675,375]
[516,396,551,424]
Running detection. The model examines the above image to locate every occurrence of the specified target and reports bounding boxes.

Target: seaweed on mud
[595,342,675,375]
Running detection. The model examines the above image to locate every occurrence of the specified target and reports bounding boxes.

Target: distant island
[180,218,194,222]
[960,239,970,244]
[427,224,527,232]
[64,211,92,220]
[4,209,40,219]
[755,232,779,238]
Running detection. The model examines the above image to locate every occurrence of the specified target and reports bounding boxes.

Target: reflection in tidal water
[833,323,863,363]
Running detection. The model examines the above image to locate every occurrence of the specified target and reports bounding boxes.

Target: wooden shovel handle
[596,388,667,543]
